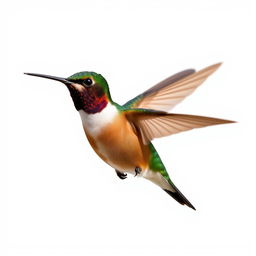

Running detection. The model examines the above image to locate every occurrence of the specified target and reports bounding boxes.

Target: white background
[4,0,256,255]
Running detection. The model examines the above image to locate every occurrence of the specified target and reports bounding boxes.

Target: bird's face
[25,71,111,114]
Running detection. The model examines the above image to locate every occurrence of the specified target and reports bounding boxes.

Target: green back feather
[148,143,171,182]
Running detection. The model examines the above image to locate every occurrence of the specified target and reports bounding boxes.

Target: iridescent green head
[24,71,112,114]
[67,71,111,97]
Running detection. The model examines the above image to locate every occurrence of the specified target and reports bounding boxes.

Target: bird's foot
[134,167,141,177]
[115,170,127,180]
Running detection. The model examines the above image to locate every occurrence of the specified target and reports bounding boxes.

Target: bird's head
[24,71,112,114]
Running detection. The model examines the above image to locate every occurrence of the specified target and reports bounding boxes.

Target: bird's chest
[79,104,118,137]
[79,105,148,172]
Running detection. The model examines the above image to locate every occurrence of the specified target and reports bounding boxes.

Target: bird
[24,63,234,210]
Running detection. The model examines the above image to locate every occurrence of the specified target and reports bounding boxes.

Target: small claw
[116,170,127,180]
[119,173,127,179]
[134,167,141,177]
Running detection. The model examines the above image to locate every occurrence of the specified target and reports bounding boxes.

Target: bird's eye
[83,78,93,87]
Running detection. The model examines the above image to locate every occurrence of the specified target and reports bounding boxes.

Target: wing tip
[201,62,223,75]
[216,118,236,124]
[225,119,236,123]
[214,62,223,67]
[210,62,223,69]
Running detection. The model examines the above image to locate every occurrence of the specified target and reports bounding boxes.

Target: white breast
[79,103,118,136]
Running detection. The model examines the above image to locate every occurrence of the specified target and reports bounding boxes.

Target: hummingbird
[24,63,234,210]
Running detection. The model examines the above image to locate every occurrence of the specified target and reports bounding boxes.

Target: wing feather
[125,110,234,144]
[123,63,222,112]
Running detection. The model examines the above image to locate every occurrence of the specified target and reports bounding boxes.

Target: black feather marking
[164,186,196,210]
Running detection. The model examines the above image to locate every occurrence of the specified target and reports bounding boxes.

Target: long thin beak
[24,72,72,84]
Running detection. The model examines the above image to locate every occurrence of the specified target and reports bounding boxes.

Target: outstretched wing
[123,63,221,112]
[125,109,234,144]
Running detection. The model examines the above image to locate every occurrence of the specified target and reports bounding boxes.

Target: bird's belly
[80,108,150,173]
[93,133,148,173]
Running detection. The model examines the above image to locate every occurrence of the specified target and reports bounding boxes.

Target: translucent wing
[123,63,222,112]
[125,110,234,144]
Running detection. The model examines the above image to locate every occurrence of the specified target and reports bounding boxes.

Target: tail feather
[147,143,196,210]
[164,183,196,210]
